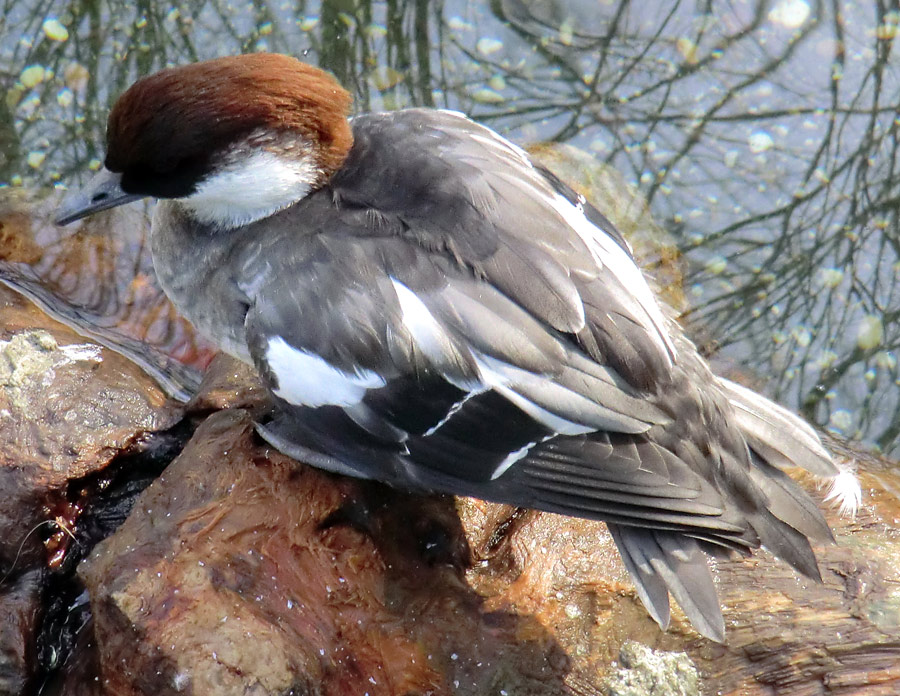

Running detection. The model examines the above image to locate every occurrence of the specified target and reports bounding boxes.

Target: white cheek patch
[265,336,385,407]
[546,194,676,364]
[183,151,319,229]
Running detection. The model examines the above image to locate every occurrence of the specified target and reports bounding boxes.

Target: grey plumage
[143,108,840,642]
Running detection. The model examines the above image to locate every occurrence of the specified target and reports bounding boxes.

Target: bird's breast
[150,201,253,362]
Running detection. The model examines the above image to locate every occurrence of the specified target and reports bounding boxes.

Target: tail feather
[719,377,837,477]
[609,524,725,642]
[749,508,823,581]
[609,523,671,632]
[747,453,834,543]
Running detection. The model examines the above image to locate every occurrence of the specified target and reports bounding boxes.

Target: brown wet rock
[78,403,900,695]
[45,618,102,696]
[0,569,42,695]
[690,450,900,695]
[81,410,570,696]
[185,352,269,415]
[0,284,182,574]
[461,445,900,694]
[604,642,699,696]
[0,279,184,695]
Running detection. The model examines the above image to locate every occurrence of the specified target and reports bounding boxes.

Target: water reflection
[0,0,897,454]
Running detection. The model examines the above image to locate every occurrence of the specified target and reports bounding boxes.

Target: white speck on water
[768,0,811,28]
[26,151,46,169]
[20,65,45,88]
[791,326,812,347]
[57,88,74,107]
[818,268,844,288]
[875,351,896,370]
[471,87,505,103]
[816,351,838,369]
[476,37,503,56]
[857,315,884,350]
[829,409,853,432]
[748,131,774,154]
[447,16,473,31]
[43,18,69,41]
[705,256,727,275]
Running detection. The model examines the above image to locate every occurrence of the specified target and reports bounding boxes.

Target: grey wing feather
[235,109,840,644]
[608,524,726,642]
[719,377,836,477]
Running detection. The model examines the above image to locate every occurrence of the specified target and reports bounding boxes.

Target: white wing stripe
[490,442,538,480]
[265,336,385,407]
[392,278,453,364]
[473,353,594,435]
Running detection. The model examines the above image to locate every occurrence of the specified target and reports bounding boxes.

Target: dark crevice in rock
[32,418,195,696]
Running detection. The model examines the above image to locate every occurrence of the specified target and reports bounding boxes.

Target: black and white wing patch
[242,228,671,485]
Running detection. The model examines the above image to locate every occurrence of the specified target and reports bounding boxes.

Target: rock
[81,410,574,696]
[0,189,216,401]
[0,286,184,694]
[0,299,182,573]
[604,642,699,696]
[0,569,42,695]
[185,352,268,416]
[461,441,900,694]
[689,445,900,694]
[77,401,900,695]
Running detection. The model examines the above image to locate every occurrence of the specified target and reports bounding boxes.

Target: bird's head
[56,53,353,229]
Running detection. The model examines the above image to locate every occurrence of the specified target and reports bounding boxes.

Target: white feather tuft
[823,464,862,517]
[265,336,385,407]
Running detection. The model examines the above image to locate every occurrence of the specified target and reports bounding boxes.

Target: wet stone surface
[69,405,900,696]
[0,285,184,695]
[0,289,181,571]
[80,410,573,696]
[0,569,42,696]
[604,642,699,696]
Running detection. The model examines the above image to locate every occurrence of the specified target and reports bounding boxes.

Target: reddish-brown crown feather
[105,54,353,183]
